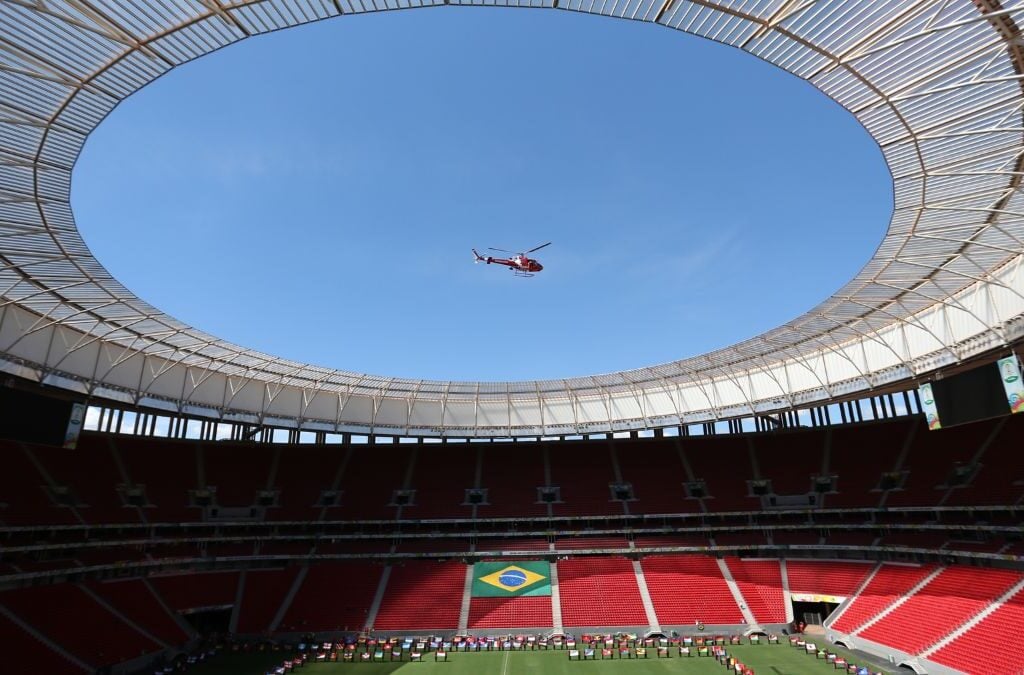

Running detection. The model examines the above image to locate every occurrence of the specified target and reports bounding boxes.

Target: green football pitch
[189,639,892,675]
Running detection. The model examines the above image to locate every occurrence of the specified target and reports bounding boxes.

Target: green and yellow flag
[472,561,551,597]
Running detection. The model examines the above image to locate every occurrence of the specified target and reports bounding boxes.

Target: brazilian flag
[472,562,551,597]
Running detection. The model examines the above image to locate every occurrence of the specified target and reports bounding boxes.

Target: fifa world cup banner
[998,355,1024,414]
[919,383,942,430]
[63,402,86,449]
[472,562,552,597]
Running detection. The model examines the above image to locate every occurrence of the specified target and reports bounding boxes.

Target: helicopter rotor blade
[488,247,514,254]
[526,242,552,254]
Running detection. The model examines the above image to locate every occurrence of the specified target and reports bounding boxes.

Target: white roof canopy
[1,0,1023,436]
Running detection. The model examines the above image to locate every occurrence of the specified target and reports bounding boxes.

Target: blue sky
[72,8,892,382]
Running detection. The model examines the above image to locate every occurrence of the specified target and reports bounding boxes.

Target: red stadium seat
[641,554,743,624]
[468,595,553,629]
[829,564,935,633]
[235,568,301,634]
[558,556,648,627]
[0,584,160,667]
[930,586,1024,675]
[279,562,383,632]
[725,557,786,623]
[859,567,1022,654]
[786,560,874,597]
[373,561,466,630]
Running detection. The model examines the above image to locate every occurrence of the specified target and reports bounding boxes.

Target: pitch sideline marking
[501,649,510,675]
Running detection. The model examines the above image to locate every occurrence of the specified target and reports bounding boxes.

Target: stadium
[2,0,1024,674]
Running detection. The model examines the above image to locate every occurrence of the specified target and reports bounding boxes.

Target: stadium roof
[1,0,1024,436]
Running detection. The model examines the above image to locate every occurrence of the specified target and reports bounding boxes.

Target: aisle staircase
[779,559,794,623]
[921,576,1024,657]
[851,567,943,635]
[143,577,196,639]
[457,565,474,634]
[268,565,308,633]
[823,563,881,629]
[80,583,168,649]
[364,565,392,628]
[632,560,661,632]
[550,561,563,632]
[717,558,757,625]
[0,603,92,672]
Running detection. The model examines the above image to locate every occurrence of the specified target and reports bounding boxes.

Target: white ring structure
[1,0,1024,436]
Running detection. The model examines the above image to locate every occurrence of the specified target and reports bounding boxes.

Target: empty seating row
[0,584,160,668]
[373,561,465,630]
[5,413,1019,528]
[641,555,743,624]
[786,560,874,597]
[85,579,190,647]
[725,557,786,623]
[0,611,87,674]
[859,567,1022,654]
[236,568,301,634]
[829,564,935,633]
[558,557,648,627]
[930,586,1024,674]
[279,563,382,633]
[3,556,1023,675]
[468,596,553,629]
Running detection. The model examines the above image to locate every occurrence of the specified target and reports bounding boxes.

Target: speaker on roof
[0,383,74,445]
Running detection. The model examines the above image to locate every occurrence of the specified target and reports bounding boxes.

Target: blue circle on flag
[499,569,528,587]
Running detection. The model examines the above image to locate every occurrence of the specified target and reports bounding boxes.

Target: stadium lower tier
[2,414,1023,674]
[2,413,1022,527]
[0,558,1021,674]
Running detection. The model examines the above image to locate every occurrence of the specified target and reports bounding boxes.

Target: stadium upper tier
[1,0,1023,436]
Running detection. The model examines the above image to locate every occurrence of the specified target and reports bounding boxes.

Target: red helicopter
[472,242,551,277]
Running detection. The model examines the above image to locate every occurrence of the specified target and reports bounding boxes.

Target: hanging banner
[63,402,86,449]
[919,383,942,430]
[790,593,846,604]
[997,355,1024,414]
